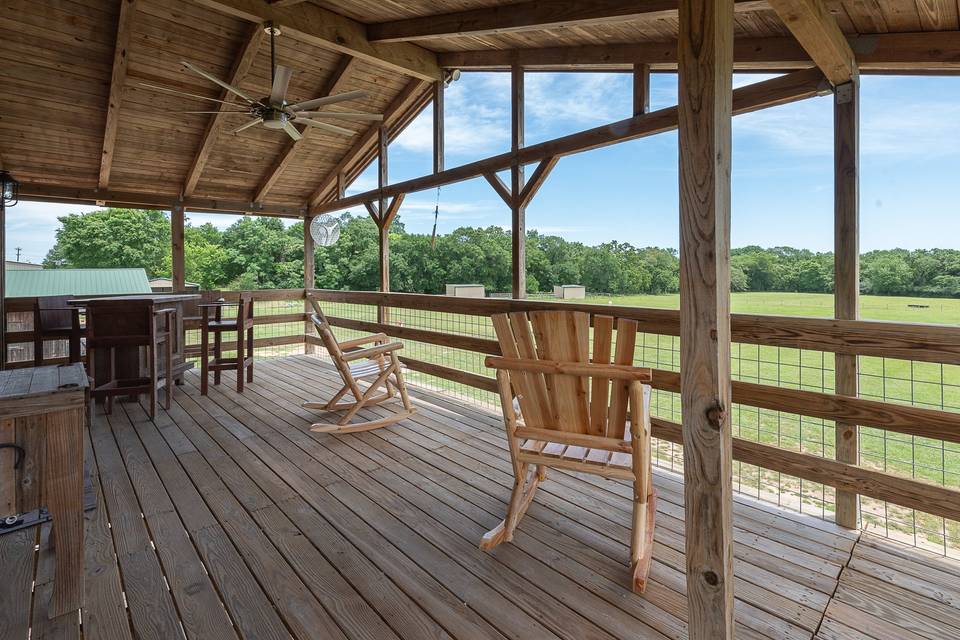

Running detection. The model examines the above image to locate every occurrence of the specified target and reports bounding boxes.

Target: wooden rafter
[312,68,829,215]
[306,79,431,208]
[98,0,139,190]
[437,31,960,72]
[253,56,358,203]
[767,0,858,85]
[19,184,304,218]
[182,24,264,198]
[189,0,440,80]
[517,156,559,209]
[367,0,765,43]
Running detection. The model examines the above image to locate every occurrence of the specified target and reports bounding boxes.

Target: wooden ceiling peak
[188,0,441,80]
[253,55,359,203]
[99,0,139,190]
[767,0,858,85]
[181,24,265,198]
[366,0,768,43]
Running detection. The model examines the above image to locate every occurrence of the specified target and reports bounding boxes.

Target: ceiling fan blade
[232,118,263,135]
[182,61,260,105]
[138,83,239,106]
[270,65,293,106]
[296,118,356,136]
[181,110,251,114]
[294,111,383,121]
[282,121,303,141]
[288,90,367,112]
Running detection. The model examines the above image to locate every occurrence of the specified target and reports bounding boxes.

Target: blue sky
[6,72,960,265]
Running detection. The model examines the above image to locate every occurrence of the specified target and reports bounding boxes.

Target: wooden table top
[0,364,89,416]
[68,293,201,305]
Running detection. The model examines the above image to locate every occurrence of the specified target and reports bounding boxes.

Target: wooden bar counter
[0,363,89,617]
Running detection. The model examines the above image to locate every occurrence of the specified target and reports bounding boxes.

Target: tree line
[42,208,960,297]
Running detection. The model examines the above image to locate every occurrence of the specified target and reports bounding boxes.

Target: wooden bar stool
[33,295,84,366]
[200,293,254,395]
[85,300,175,419]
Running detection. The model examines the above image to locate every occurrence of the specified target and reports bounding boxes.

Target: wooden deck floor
[2,354,959,640]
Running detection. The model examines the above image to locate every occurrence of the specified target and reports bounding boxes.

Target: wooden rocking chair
[481,310,657,593]
[303,294,415,433]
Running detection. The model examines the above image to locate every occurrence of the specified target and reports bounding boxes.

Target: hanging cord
[269,22,276,86]
[430,186,441,250]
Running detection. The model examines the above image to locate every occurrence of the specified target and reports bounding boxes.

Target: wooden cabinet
[0,363,88,617]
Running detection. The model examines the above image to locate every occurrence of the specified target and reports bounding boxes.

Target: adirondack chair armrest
[484,356,652,382]
[341,341,404,362]
[339,333,388,350]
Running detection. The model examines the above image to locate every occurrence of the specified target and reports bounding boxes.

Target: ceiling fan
[141,23,382,141]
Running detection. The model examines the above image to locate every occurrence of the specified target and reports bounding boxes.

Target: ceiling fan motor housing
[261,107,291,129]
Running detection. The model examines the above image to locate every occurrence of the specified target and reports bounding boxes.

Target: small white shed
[554,284,586,299]
[445,284,486,298]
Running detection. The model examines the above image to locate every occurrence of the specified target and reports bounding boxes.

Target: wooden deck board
[2,354,960,639]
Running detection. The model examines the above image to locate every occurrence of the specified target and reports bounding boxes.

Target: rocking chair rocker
[482,309,657,593]
[303,294,415,433]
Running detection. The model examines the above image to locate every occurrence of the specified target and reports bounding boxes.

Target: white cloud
[5,201,99,263]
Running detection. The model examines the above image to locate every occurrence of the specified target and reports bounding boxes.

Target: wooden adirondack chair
[302,293,415,433]
[482,309,656,593]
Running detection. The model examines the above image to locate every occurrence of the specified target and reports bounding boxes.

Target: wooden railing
[7,286,960,532]
[308,288,960,528]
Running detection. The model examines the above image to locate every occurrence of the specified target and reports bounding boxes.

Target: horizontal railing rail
[308,288,960,531]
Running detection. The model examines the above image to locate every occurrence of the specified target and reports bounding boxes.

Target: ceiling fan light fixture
[263,23,281,37]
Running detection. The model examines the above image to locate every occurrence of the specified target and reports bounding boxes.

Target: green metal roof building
[5,268,152,297]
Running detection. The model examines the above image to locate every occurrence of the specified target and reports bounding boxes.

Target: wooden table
[70,293,199,391]
[0,363,89,617]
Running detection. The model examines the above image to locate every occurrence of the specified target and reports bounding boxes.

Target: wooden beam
[767,0,857,85]
[483,172,512,206]
[834,78,860,529]
[254,56,357,203]
[517,156,558,209]
[368,0,766,43]
[433,81,445,174]
[633,63,651,116]
[313,68,828,215]
[99,0,138,190]
[678,0,735,637]
[183,24,264,198]
[171,204,185,292]
[306,79,431,208]
[377,125,390,322]
[382,194,406,229]
[510,63,526,299]
[189,0,440,80]
[18,184,304,218]
[437,31,960,72]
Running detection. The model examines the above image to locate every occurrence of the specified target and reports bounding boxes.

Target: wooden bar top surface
[67,293,201,305]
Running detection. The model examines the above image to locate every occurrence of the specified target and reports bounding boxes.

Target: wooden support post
[0,200,5,370]
[304,215,316,354]
[834,78,860,529]
[678,0,735,638]
[433,81,445,174]
[633,62,651,116]
[171,204,185,292]
[510,62,526,299]
[377,126,390,322]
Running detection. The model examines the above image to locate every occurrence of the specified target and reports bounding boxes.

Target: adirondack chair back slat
[589,315,614,437]
[607,318,639,439]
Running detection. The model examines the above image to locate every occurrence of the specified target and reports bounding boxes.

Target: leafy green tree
[44,208,171,276]
[863,254,913,295]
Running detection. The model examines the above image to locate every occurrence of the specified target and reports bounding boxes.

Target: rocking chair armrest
[341,341,404,362]
[484,356,653,382]
[338,333,388,350]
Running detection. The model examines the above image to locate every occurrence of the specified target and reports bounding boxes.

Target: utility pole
[15,247,22,261]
